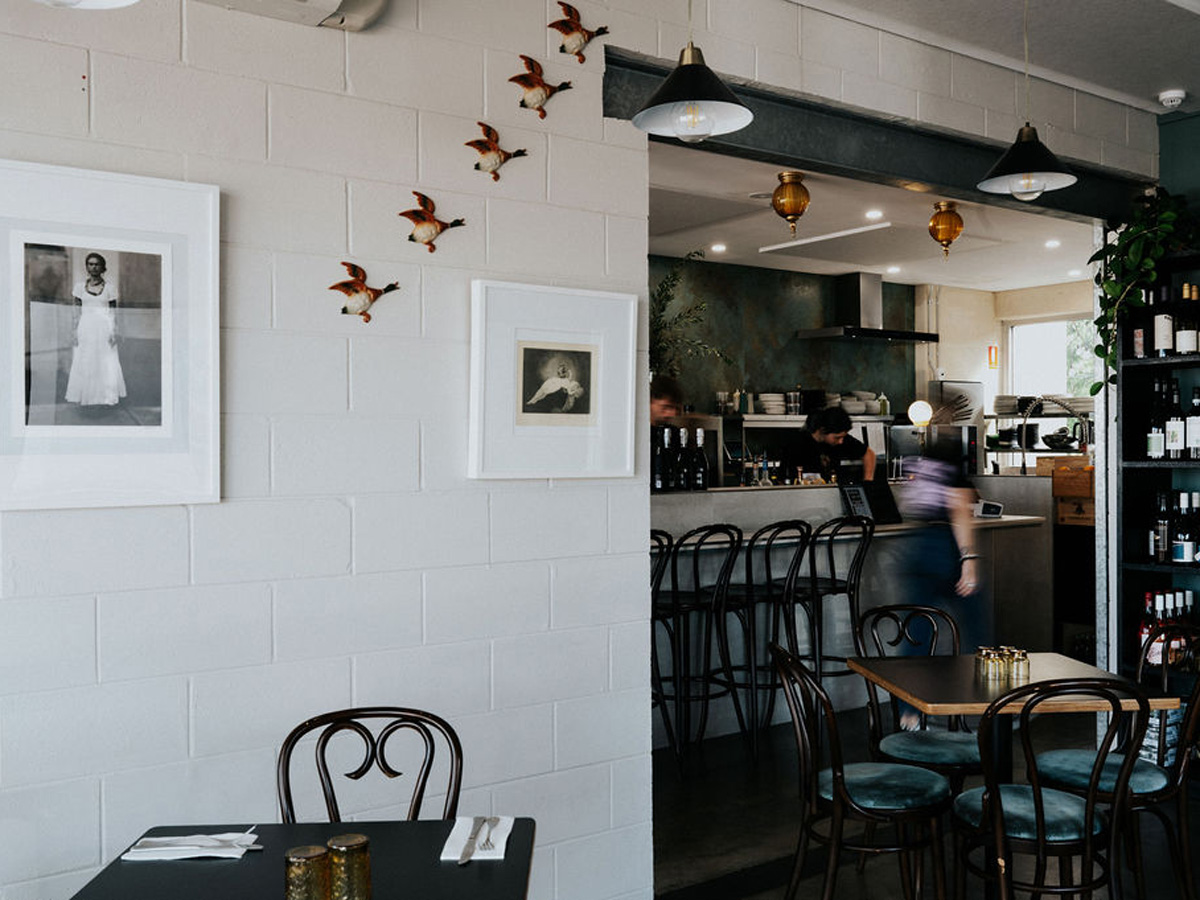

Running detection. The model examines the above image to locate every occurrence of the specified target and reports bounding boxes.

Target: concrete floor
[653,710,1199,900]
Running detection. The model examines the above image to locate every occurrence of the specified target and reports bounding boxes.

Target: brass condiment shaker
[285,845,331,900]
[328,833,371,900]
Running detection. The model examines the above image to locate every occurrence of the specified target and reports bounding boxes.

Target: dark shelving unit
[1115,251,1200,676]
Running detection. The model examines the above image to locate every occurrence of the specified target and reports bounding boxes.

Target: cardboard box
[1056,496,1095,526]
[1052,467,1094,498]
[1035,455,1090,476]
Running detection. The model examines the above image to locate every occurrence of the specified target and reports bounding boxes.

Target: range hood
[796,273,938,343]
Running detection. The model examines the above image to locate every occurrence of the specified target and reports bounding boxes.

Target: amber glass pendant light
[771,172,811,234]
[928,201,964,257]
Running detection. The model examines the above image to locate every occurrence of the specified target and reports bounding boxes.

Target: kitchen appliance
[889,424,979,476]
[927,380,986,474]
[795,273,939,343]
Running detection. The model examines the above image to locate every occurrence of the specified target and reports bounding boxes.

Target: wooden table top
[847,652,1181,716]
[69,820,536,900]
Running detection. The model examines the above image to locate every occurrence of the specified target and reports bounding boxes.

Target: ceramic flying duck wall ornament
[465,122,527,182]
[328,262,398,324]
[508,55,571,120]
[398,191,465,253]
[548,3,609,63]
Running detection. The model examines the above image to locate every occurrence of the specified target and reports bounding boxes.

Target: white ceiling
[795,0,1200,114]
[648,143,1097,292]
[650,0,1200,292]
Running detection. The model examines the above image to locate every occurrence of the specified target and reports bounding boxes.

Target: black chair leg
[784,814,811,900]
[930,815,947,900]
[650,620,682,767]
[897,823,916,900]
[821,805,845,900]
[1180,793,1198,900]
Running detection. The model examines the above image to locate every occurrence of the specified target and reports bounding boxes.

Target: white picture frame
[0,158,219,510]
[469,280,637,479]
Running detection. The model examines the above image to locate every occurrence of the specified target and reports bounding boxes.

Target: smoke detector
[1159,89,1187,109]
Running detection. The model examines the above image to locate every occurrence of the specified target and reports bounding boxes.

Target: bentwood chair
[1037,623,1200,900]
[721,519,813,748]
[953,679,1150,900]
[856,605,981,794]
[277,707,463,823]
[649,529,679,760]
[772,643,952,900]
[652,523,743,755]
[792,515,874,685]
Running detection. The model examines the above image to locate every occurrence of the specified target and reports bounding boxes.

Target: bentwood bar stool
[652,523,743,759]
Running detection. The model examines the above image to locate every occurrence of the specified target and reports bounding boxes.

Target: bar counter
[651,481,1052,739]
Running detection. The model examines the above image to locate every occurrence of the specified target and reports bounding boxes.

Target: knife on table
[458,815,487,865]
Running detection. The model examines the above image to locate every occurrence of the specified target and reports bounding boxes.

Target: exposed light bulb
[908,400,933,428]
[1009,172,1045,202]
[865,209,884,220]
[710,243,727,253]
[1044,239,1061,249]
[886,266,901,274]
[670,100,713,143]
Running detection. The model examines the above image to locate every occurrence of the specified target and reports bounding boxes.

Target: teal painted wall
[649,255,917,415]
[1160,111,1200,205]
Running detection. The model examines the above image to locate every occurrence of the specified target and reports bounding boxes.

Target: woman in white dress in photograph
[65,252,127,407]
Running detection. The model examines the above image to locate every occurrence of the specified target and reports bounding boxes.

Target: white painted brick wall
[0,1,1160,897]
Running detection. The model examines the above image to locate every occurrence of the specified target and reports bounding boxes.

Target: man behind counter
[785,407,877,483]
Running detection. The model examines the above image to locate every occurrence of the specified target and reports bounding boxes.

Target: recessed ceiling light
[1067,269,1083,277]
[710,243,727,253]
[1044,239,1061,249]
[886,266,901,274]
[865,209,884,220]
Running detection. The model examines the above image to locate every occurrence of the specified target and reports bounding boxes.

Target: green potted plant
[1090,189,1196,395]
[649,250,731,377]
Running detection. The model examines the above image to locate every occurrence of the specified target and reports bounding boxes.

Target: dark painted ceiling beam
[605,47,1152,226]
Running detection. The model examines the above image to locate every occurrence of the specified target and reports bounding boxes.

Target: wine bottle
[652,426,672,493]
[1148,378,1166,460]
[1148,593,1167,665]
[674,427,691,491]
[1155,290,1175,357]
[1174,491,1195,564]
[1156,490,1171,564]
[690,427,709,491]
[1187,389,1200,461]
[1167,380,1186,460]
[1139,591,1155,651]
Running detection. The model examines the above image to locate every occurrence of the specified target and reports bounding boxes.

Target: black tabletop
[69,820,536,900]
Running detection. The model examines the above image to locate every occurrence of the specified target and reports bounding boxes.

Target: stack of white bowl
[759,392,785,414]
[825,392,842,409]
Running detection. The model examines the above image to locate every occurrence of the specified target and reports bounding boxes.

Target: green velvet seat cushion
[880,729,981,767]
[1036,749,1170,795]
[819,762,950,810]
[954,785,1102,842]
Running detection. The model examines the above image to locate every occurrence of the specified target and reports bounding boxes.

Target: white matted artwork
[469,280,637,479]
[0,158,219,509]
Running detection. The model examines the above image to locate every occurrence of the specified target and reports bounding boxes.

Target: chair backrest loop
[277,706,463,823]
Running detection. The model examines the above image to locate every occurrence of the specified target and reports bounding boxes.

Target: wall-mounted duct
[796,272,939,343]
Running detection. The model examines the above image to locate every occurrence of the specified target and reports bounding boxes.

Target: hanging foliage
[649,250,732,378]
[1089,189,1196,396]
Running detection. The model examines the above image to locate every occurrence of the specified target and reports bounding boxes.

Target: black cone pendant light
[976,0,1075,201]
[631,1,753,143]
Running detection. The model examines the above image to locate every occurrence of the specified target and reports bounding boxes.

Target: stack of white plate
[825,392,842,408]
[994,395,1018,415]
[1068,396,1095,415]
[759,392,785,414]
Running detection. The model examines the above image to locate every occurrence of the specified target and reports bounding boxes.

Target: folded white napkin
[121,831,260,861]
[439,816,514,862]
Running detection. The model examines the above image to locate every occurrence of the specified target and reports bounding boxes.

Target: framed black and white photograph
[516,341,596,426]
[0,159,219,509]
[469,280,636,479]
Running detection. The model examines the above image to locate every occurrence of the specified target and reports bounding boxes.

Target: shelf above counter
[740,414,894,428]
